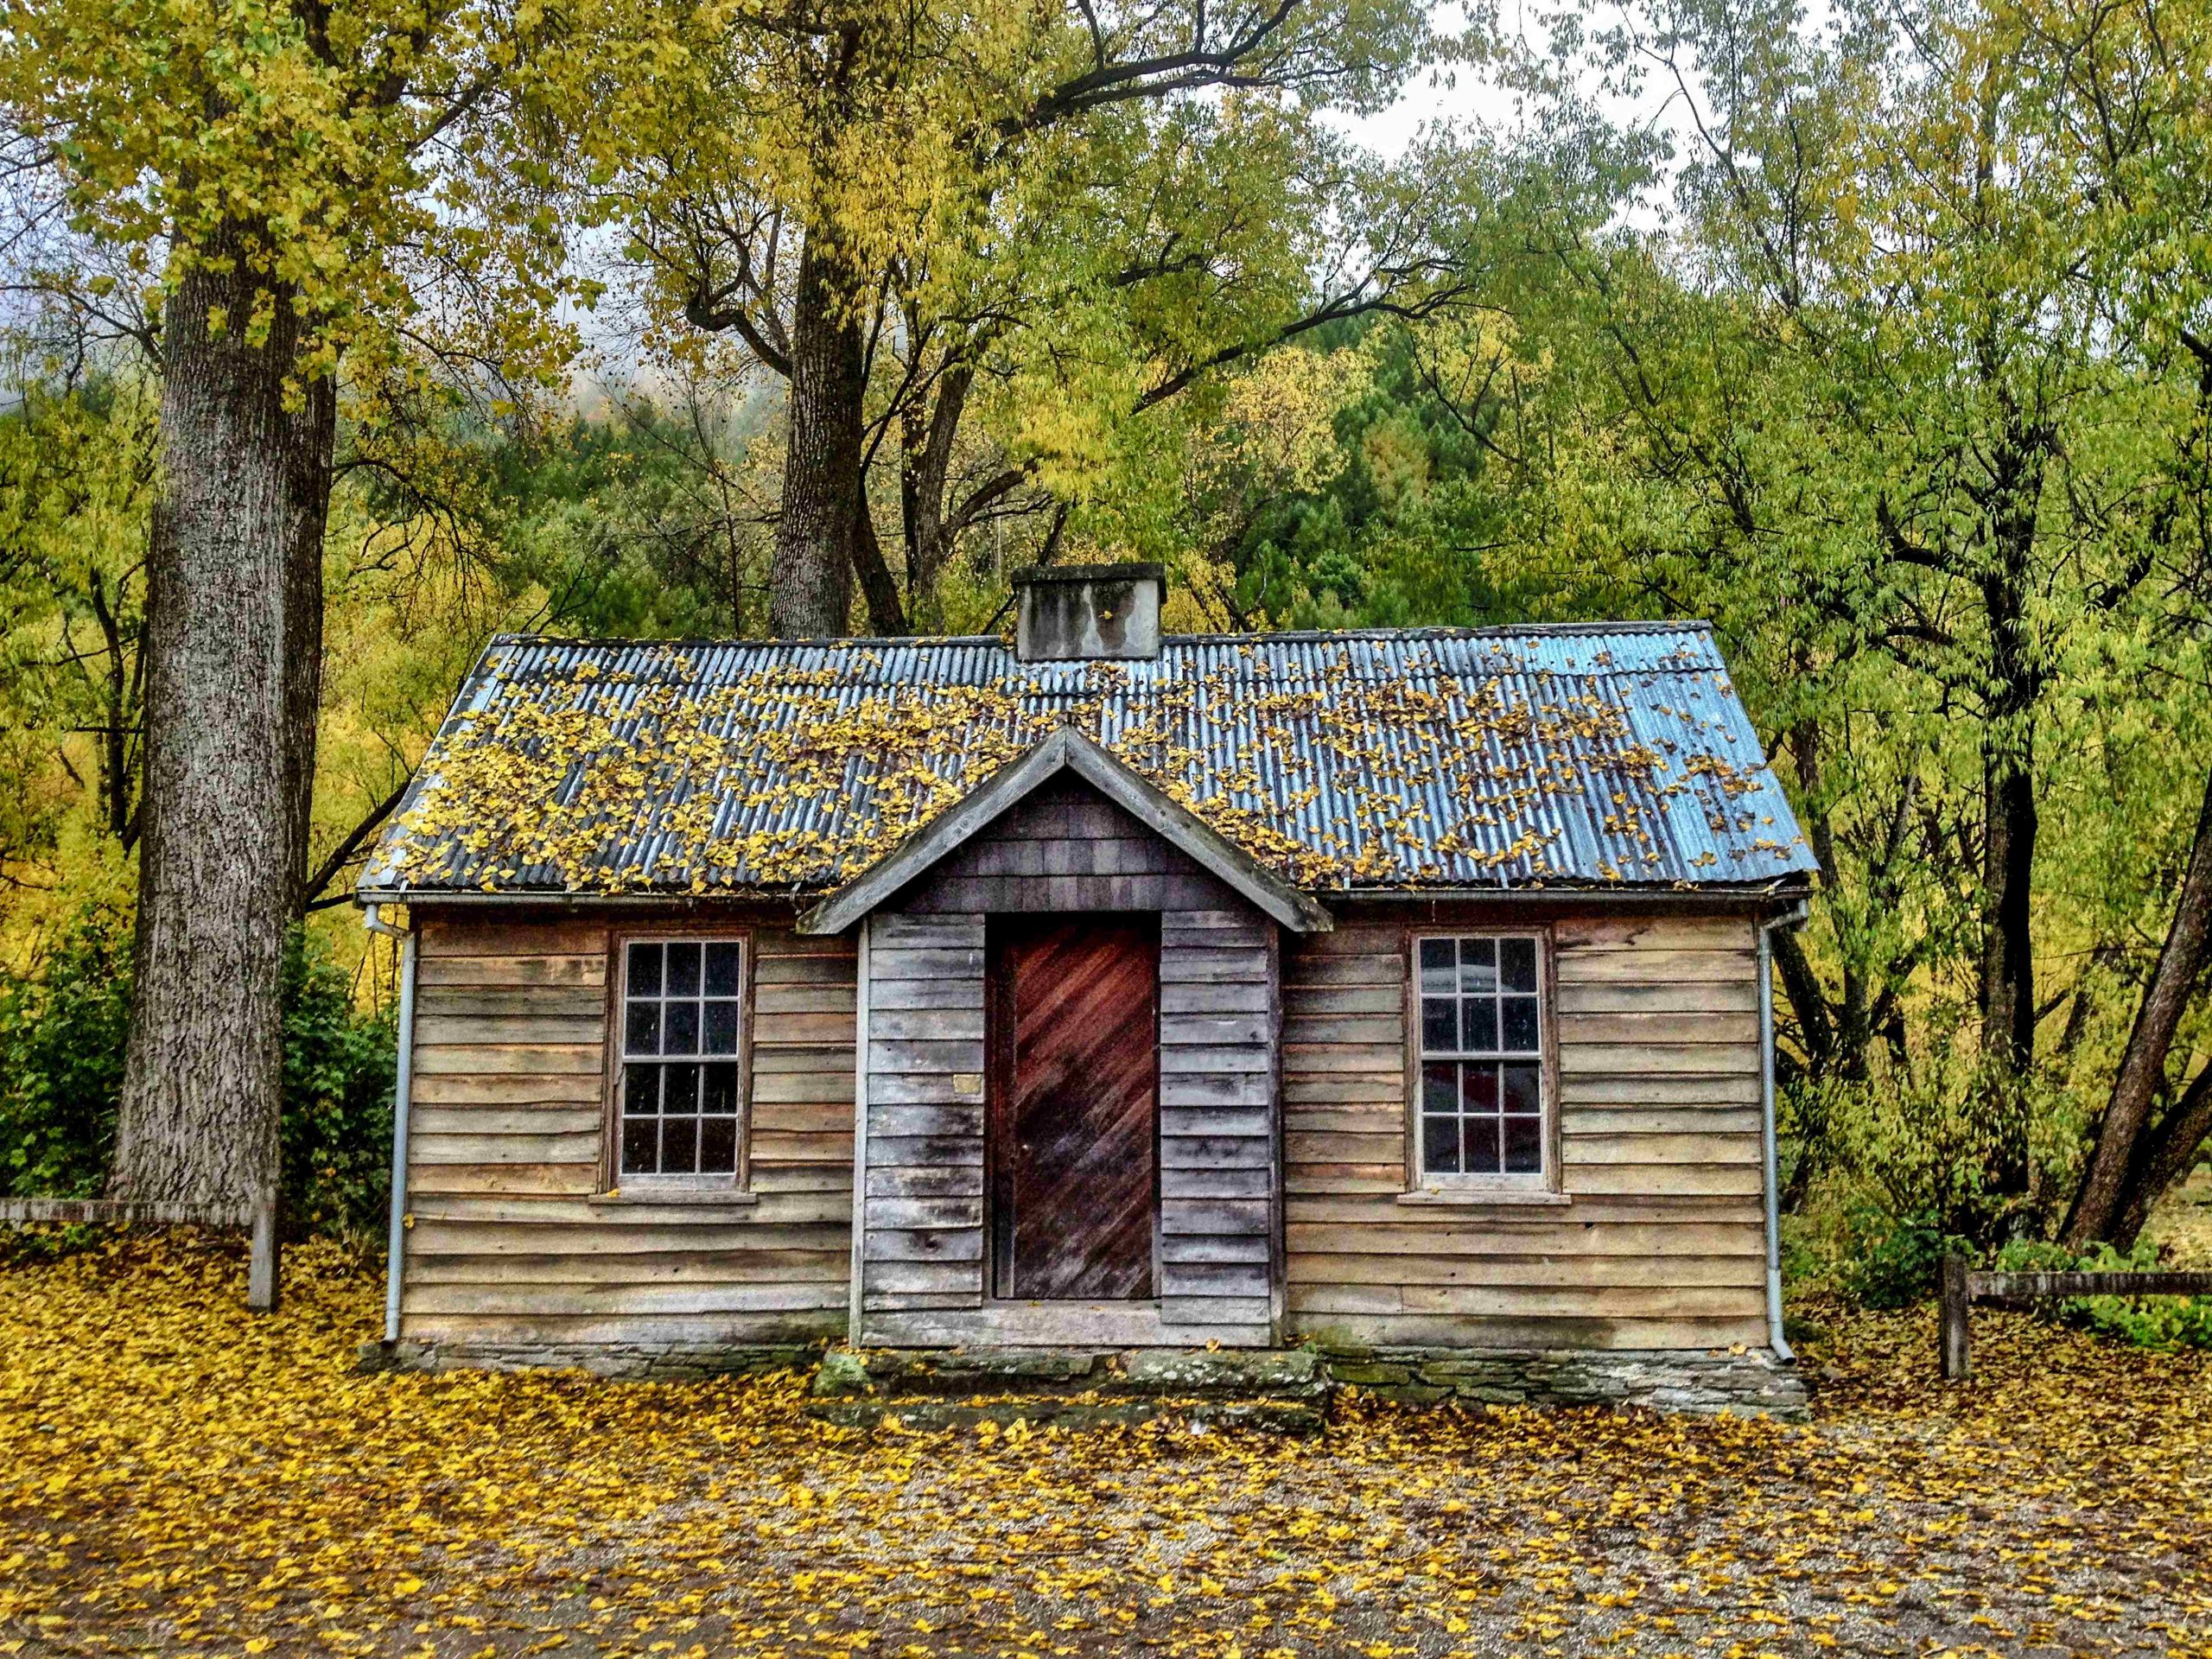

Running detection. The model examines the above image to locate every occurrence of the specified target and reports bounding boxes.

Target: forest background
[1,0,2209,1308]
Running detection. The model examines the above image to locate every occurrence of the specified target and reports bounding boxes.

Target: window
[618,938,747,1180]
[1416,935,1547,1183]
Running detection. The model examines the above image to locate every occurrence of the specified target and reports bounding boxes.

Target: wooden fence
[1939,1252,2212,1378]
[0,1197,281,1311]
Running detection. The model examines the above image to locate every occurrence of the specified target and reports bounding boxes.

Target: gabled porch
[798,728,1332,1349]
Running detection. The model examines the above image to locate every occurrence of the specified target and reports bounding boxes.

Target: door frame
[983,912,1164,1305]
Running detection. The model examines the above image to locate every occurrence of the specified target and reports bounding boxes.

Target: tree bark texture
[110,233,332,1208]
[768,234,864,638]
[2063,765,2212,1248]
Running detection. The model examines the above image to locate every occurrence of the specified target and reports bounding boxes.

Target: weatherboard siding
[398,912,854,1345]
[1280,905,1770,1351]
[395,895,1772,1356]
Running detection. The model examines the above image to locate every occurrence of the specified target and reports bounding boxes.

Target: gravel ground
[3,1233,2209,1658]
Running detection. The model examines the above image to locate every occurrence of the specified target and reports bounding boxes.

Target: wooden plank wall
[1281,906,1770,1351]
[399,912,855,1347]
[1157,910,1279,1340]
[858,912,988,1323]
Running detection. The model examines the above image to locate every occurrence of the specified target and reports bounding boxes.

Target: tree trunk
[1975,440,2046,1199]
[900,363,971,629]
[2063,765,2212,1248]
[1980,741,2040,1078]
[108,234,328,1208]
[851,492,907,634]
[285,372,335,904]
[2109,1065,2212,1249]
[768,233,865,638]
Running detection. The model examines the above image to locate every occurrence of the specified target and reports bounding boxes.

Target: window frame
[601,925,756,1194]
[1403,927,1559,1193]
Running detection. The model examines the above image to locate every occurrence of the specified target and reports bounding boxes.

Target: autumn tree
[0,0,573,1207]
[2030,0,2212,1248]
[598,0,1474,635]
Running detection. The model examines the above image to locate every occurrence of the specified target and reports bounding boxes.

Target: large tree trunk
[109,234,330,1208]
[2063,765,2212,1248]
[768,234,865,638]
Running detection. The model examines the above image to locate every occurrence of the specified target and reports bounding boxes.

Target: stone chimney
[1012,563,1166,662]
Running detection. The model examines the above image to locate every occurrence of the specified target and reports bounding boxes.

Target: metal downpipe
[1759,902,1808,1362]
[365,905,419,1345]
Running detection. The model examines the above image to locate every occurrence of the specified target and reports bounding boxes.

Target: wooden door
[990,916,1160,1300]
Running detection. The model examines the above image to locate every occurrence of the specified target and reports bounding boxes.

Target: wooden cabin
[359,566,1817,1407]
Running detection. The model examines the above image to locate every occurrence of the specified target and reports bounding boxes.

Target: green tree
[599,0,1478,633]
[0,0,575,1206]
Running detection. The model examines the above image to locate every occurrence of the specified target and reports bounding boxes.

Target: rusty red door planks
[991,916,1160,1300]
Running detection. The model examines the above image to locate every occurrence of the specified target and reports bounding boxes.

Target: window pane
[624,1001,661,1057]
[1459,938,1497,995]
[1503,1114,1543,1173]
[1423,1112,1461,1176]
[1502,995,1540,1052]
[702,1061,741,1116]
[1419,938,1457,994]
[660,1116,700,1174]
[1503,1063,1541,1116]
[1501,937,1538,993]
[1463,997,1498,1052]
[663,1063,700,1116]
[620,1116,658,1174]
[663,1000,700,1055]
[699,1116,738,1173]
[1464,1116,1503,1174]
[622,1062,660,1116]
[703,999,741,1055]
[704,941,743,996]
[626,940,663,996]
[664,941,702,996]
[1422,1063,1458,1116]
[1421,997,1458,1054]
[1461,1063,1500,1116]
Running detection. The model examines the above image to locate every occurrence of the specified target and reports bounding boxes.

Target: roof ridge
[484,620,1719,652]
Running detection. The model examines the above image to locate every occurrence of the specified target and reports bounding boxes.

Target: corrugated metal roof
[359,622,1818,899]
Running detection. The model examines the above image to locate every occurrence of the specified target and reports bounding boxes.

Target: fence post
[247,1197,280,1313]
[1939,1252,1970,1380]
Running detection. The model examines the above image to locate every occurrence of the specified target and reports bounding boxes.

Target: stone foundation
[354,1338,1806,1422]
[1318,1345,1808,1420]
[356,1338,821,1381]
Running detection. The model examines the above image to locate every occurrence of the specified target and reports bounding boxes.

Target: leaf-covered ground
[5,1236,2210,1658]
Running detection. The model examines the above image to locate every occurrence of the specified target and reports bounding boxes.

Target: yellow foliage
[375,639,1764,894]
[6,1234,2211,1654]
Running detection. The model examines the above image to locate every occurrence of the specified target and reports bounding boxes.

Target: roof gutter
[1758,897,1810,1363]
[358,880,1814,911]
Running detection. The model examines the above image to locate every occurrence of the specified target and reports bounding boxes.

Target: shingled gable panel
[796,727,1331,936]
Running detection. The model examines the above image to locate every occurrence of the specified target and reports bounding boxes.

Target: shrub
[1993,1237,2212,1350]
[0,909,131,1198]
[0,908,397,1242]
[279,934,397,1245]
[1840,1203,1974,1308]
